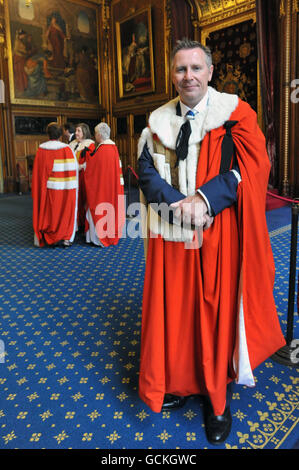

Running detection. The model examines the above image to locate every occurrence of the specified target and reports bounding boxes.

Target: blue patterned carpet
[0,196,298,450]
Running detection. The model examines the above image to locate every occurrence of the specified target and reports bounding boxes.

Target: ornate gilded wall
[0,0,298,195]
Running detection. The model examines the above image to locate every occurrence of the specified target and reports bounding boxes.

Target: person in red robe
[69,123,94,233]
[32,122,78,247]
[137,39,286,445]
[46,16,66,69]
[84,122,125,247]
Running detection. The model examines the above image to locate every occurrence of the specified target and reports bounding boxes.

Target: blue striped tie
[185,110,195,120]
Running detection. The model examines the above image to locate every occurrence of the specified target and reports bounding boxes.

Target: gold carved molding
[165,0,171,95]
[0,0,4,44]
[200,7,256,43]
[194,0,256,27]
[281,0,299,15]
[0,19,4,44]
[101,0,110,62]
[280,0,286,16]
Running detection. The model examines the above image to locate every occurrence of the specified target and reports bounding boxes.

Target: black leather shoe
[162,394,188,410]
[203,401,232,445]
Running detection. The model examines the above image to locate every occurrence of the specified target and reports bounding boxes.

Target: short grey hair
[171,38,213,68]
[95,122,111,141]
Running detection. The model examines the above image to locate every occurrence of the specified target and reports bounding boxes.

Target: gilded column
[0,0,8,192]
[186,0,200,40]
[101,0,112,126]
[165,0,172,99]
[0,0,16,192]
[0,0,4,192]
[289,0,299,195]
[280,0,292,196]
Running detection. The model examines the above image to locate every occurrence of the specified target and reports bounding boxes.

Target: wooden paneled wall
[14,134,44,192]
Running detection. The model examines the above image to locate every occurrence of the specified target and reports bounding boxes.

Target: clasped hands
[170,193,214,230]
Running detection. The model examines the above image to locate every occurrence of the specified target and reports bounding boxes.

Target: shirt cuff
[231,169,242,184]
[197,189,213,216]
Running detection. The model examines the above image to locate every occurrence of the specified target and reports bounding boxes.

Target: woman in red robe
[70,123,94,232]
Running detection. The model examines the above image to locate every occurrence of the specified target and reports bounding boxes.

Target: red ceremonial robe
[32,140,78,247]
[138,98,285,416]
[70,139,94,230]
[84,139,125,246]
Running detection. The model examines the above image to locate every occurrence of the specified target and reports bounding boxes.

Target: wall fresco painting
[6,0,100,108]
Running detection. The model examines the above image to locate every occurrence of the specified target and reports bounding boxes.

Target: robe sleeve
[197,170,240,216]
[230,101,285,367]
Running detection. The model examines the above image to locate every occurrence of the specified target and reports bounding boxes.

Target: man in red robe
[137,39,285,445]
[84,122,125,247]
[32,122,78,247]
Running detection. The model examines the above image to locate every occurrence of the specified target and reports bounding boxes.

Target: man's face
[171,47,213,108]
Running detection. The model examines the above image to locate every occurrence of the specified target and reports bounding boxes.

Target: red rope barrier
[266,191,299,204]
[127,166,139,180]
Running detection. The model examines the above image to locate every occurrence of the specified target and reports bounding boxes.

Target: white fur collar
[100,139,115,146]
[39,141,69,150]
[70,139,94,151]
[93,139,116,153]
[148,86,239,149]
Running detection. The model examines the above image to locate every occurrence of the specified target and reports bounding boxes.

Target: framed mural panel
[115,6,155,99]
[5,0,100,109]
